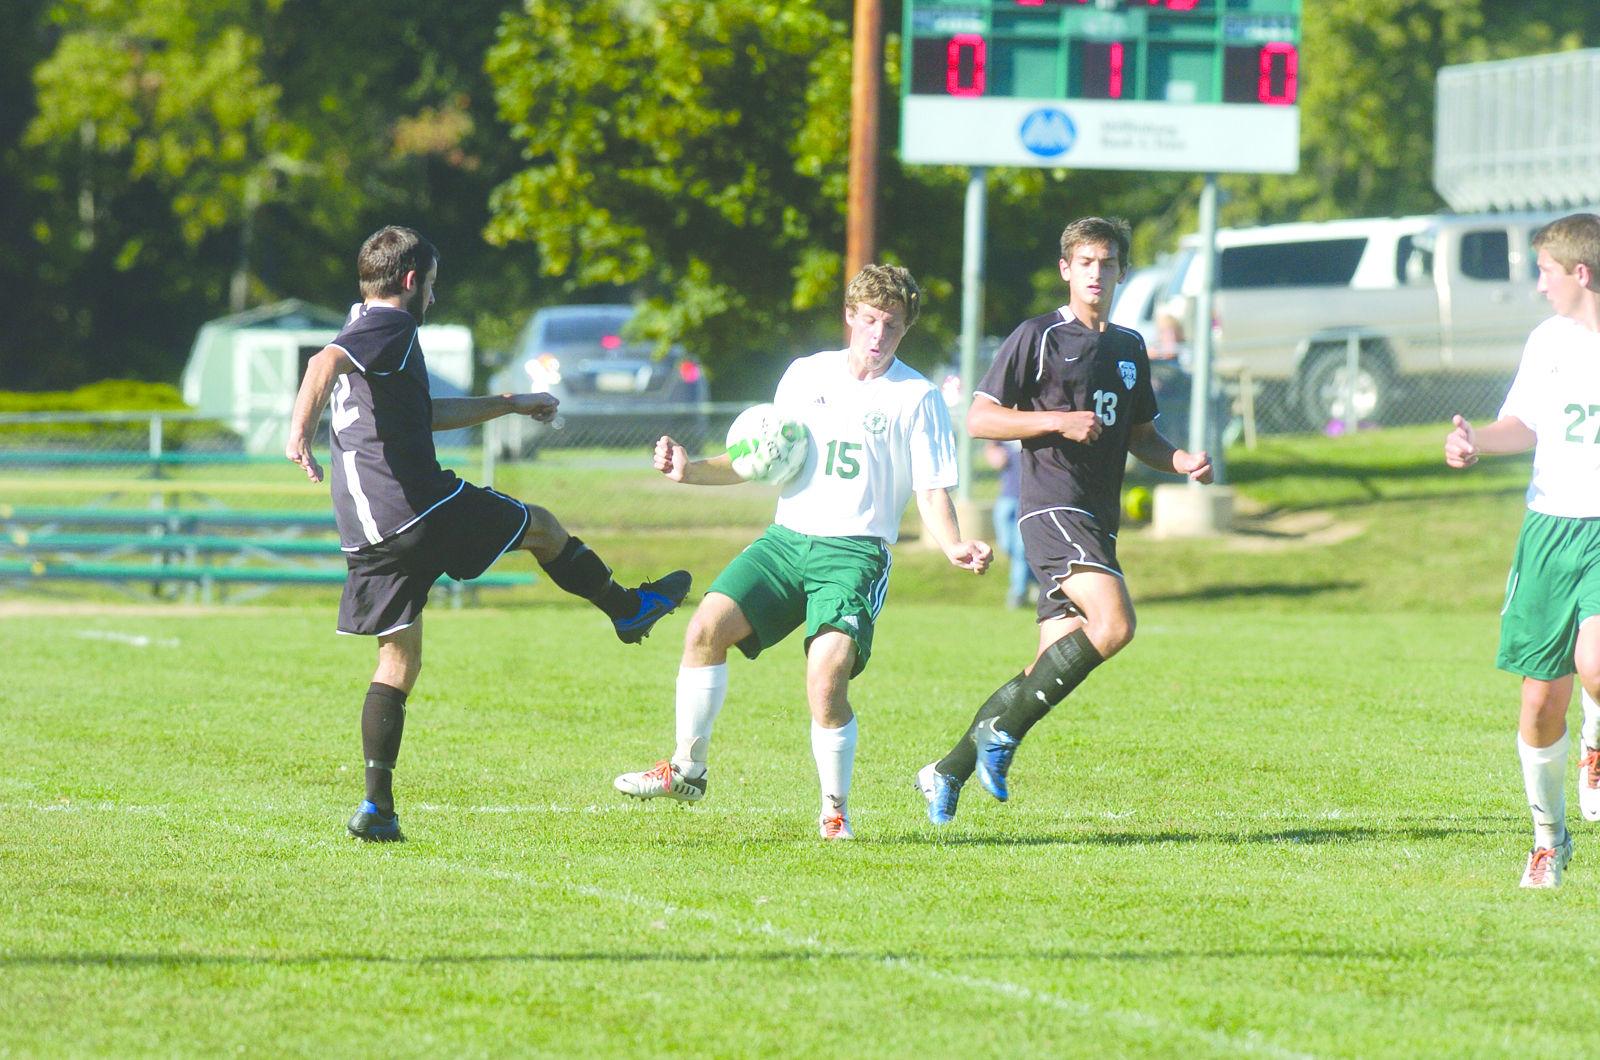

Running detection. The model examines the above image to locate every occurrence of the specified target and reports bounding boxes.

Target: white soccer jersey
[1500,314,1600,517]
[770,349,958,543]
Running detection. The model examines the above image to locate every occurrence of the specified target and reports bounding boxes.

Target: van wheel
[1297,342,1393,430]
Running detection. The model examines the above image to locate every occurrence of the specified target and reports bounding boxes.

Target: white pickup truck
[1164,210,1567,428]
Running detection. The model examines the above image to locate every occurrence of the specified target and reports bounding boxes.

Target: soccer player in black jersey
[916,216,1213,824]
[285,226,691,841]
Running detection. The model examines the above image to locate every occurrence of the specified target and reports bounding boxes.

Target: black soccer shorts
[1019,506,1123,623]
[337,483,530,636]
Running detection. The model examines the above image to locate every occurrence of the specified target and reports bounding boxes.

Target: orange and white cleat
[1520,832,1573,889]
[819,811,854,840]
[1580,743,1600,822]
[613,759,706,803]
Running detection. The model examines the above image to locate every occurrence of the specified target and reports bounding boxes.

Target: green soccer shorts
[1497,510,1600,681]
[708,524,891,678]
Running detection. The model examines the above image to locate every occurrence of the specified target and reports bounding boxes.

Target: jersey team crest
[863,410,889,435]
[1118,360,1137,390]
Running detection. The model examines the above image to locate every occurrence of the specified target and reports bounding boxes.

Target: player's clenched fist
[1053,409,1103,443]
[1444,414,1479,468]
[653,435,688,480]
[946,539,993,574]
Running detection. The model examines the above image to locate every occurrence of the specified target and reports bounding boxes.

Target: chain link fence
[1205,322,1517,448]
[0,405,787,603]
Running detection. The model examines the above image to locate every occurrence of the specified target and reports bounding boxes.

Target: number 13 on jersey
[1093,389,1119,426]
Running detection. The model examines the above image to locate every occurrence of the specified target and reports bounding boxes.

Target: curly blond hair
[845,264,921,328]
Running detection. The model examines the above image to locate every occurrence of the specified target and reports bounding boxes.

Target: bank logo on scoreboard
[1020,108,1076,159]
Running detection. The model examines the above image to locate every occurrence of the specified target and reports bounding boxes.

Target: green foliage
[0,379,188,412]
[0,380,239,445]
[8,0,1600,397]
[485,1,855,393]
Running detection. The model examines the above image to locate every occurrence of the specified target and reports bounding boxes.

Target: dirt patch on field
[1227,507,1367,551]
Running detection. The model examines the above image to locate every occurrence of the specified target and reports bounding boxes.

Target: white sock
[1582,688,1600,748]
[1519,731,1569,849]
[671,663,727,774]
[811,717,857,817]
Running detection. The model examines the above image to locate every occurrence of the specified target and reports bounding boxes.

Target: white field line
[73,630,181,648]
[460,863,1313,1060]
[7,798,1316,1058]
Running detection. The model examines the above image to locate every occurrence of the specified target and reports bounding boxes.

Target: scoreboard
[900,0,1302,172]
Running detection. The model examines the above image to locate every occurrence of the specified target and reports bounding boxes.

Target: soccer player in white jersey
[1445,212,1600,889]
[613,265,992,839]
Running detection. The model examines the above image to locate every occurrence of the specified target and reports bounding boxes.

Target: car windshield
[542,310,634,345]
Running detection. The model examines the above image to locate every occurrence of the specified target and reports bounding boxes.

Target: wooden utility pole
[846,0,882,279]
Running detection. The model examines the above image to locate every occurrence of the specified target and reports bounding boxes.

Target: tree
[486,1,863,394]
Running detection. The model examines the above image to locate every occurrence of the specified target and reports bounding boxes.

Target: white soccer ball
[726,403,808,485]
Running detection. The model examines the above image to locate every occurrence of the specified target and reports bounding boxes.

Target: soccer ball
[726,403,808,485]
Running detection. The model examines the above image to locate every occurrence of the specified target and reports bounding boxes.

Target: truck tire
[1297,341,1393,430]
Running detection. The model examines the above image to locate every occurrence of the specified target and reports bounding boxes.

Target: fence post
[1343,333,1361,434]
[482,419,497,489]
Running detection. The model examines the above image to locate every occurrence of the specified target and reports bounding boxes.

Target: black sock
[936,673,1025,781]
[361,682,408,816]
[538,536,636,620]
[994,628,1104,741]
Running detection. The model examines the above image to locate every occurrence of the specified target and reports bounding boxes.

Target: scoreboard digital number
[900,0,1301,173]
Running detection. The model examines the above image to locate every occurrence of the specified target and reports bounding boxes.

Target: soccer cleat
[613,759,706,803]
[971,717,1021,802]
[347,800,404,842]
[1581,742,1600,822]
[1519,831,1574,889]
[819,811,854,840]
[614,569,693,644]
[916,762,963,825]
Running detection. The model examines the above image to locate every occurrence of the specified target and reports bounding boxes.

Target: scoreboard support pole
[1187,173,1218,467]
[1156,171,1235,537]
[956,167,988,510]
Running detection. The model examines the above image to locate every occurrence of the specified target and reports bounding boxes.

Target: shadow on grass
[0,945,1439,967]
[1137,579,1361,604]
[892,823,1497,848]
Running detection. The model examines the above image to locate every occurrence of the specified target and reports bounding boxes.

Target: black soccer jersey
[326,303,460,550]
[974,309,1157,534]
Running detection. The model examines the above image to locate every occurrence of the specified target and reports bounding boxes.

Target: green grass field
[4,425,1597,1056]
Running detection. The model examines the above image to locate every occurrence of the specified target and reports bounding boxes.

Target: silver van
[1165,211,1563,427]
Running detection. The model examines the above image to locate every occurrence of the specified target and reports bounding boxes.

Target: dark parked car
[486,304,710,455]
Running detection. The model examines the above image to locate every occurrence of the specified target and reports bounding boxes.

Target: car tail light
[600,334,622,350]
[677,360,702,384]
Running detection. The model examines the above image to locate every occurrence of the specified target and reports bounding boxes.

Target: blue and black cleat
[971,718,1021,802]
[614,569,693,644]
[347,800,404,842]
[916,762,964,825]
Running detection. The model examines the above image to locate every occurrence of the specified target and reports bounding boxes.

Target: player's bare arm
[968,394,1102,444]
[1445,413,1535,468]
[914,487,993,573]
[284,344,354,484]
[1127,420,1213,483]
[652,435,746,486]
[431,393,558,432]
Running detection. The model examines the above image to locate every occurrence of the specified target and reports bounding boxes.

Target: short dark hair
[357,226,438,299]
[1059,216,1131,271]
